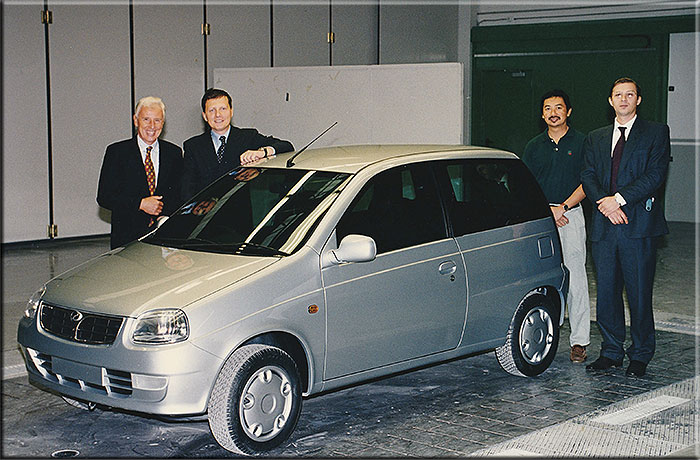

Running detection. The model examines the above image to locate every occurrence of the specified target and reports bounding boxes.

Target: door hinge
[202,23,210,35]
[327,32,335,44]
[41,9,53,24]
[48,224,58,239]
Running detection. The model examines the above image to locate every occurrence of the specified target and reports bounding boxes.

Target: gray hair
[134,96,166,120]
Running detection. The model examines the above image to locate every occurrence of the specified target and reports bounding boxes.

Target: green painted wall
[470,15,695,155]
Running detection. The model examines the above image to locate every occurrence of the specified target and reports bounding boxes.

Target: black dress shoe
[626,360,647,377]
[586,356,623,370]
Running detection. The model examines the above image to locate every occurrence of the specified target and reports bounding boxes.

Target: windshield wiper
[168,239,288,257]
[186,236,219,245]
[238,242,289,257]
[143,235,188,245]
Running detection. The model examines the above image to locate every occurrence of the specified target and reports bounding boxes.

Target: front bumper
[17,314,223,416]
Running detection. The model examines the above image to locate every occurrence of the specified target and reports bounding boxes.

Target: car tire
[495,292,559,377]
[61,396,97,411]
[208,344,302,455]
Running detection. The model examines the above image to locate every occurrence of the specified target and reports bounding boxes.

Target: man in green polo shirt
[521,89,590,363]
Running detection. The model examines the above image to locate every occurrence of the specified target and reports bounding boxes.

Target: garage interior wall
[1,1,696,244]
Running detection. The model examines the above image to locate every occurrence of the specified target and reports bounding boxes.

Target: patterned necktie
[143,145,156,195]
[610,126,626,193]
[216,135,226,163]
[144,146,156,226]
[144,146,156,195]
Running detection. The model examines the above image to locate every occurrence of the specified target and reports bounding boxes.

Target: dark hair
[201,88,232,112]
[610,77,641,98]
[540,89,571,110]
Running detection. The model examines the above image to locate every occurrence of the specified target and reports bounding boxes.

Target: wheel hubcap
[239,365,293,441]
[519,307,554,365]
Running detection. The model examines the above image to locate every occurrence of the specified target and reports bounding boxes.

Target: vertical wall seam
[128,0,135,136]
[376,1,381,64]
[329,1,333,66]
[42,0,55,238]
[203,0,208,91]
[269,0,274,67]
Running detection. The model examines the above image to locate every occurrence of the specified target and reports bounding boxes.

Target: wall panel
[208,3,270,80]
[331,4,378,66]
[273,2,329,67]
[50,4,131,238]
[665,32,698,223]
[379,4,458,64]
[133,3,204,146]
[2,4,51,242]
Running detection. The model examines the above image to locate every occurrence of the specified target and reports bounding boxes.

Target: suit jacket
[581,117,670,242]
[97,137,184,249]
[182,126,294,200]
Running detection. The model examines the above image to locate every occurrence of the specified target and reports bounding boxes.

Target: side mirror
[322,234,377,267]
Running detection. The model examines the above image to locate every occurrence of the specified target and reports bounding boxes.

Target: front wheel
[208,344,302,455]
[495,292,559,377]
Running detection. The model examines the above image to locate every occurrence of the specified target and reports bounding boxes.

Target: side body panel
[322,239,466,379]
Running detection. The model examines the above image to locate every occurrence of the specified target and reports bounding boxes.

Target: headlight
[132,309,189,344]
[24,286,46,319]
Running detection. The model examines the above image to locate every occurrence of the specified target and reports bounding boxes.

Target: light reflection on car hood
[41,241,279,317]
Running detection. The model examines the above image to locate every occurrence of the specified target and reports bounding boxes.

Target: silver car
[18,145,568,455]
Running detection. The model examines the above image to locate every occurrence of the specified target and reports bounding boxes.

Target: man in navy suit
[581,77,670,377]
[97,96,183,249]
[181,88,294,200]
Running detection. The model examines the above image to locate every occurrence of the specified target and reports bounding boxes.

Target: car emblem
[70,311,83,322]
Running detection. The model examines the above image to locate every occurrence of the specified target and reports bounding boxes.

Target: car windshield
[144,167,351,256]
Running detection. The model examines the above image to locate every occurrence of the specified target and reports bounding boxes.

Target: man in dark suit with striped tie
[97,96,183,249]
[181,88,294,200]
[581,77,671,377]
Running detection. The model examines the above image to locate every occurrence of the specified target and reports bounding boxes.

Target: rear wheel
[495,292,559,377]
[208,344,302,455]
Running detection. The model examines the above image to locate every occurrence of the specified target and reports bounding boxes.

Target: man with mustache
[521,89,590,364]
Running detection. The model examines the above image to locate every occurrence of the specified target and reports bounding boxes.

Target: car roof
[261,144,519,174]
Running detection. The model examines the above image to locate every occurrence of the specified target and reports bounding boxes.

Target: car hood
[42,242,279,317]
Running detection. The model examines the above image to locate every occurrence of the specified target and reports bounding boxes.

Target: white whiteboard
[213,63,463,149]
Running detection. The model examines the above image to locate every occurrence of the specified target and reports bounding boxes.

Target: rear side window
[336,163,447,253]
[434,159,550,236]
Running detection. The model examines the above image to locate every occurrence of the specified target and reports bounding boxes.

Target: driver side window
[335,164,446,254]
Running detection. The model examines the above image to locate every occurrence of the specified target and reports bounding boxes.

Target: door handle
[438,260,457,275]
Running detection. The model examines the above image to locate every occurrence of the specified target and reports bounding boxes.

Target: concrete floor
[2,222,698,457]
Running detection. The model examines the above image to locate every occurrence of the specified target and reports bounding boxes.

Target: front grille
[40,303,123,345]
